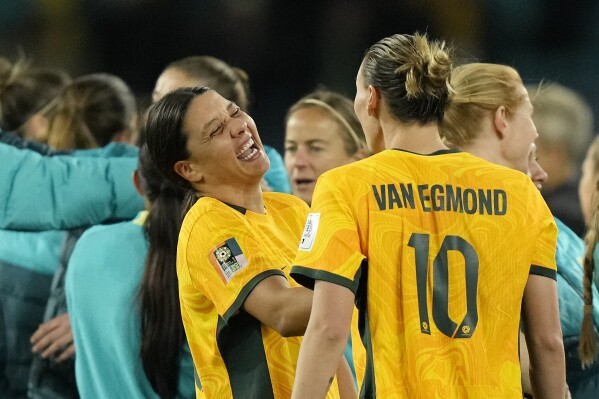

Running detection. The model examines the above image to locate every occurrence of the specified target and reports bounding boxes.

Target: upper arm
[310,280,355,338]
[0,144,142,230]
[521,274,562,349]
[291,174,365,292]
[243,275,295,327]
[182,209,286,322]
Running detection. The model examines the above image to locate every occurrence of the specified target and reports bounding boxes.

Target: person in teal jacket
[66,144,195,398]
[528,142,599,399]
[0,73,143,398]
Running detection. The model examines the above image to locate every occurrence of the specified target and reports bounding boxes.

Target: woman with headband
[284,90,368,205]
[284,89,368,387]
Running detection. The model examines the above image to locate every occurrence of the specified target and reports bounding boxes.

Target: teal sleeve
[0,143,143,230]
[0,230,64,275]
[73,142,139,158]
[263,145,291,194]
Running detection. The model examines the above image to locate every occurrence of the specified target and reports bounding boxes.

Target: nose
[537,166,548,185]
[531,162,548,190]
[230,118,248,137]
[292,146,310,168]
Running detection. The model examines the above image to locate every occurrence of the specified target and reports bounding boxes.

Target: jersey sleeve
[291,172,365,294]
[529,188,558,280]
[180,208,286,323]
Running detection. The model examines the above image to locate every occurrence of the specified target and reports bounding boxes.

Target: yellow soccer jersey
[291,149,558,399]
[177,192,339,399]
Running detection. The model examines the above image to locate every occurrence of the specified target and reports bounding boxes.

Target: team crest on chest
[208,237,249,284]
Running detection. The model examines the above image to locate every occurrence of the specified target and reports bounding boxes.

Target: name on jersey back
[372,183,507,216]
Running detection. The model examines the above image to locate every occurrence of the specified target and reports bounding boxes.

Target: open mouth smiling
[236,136,260,161]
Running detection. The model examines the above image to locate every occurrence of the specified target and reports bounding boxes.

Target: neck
[460,142,511,168]
[383,120,448,154]
[195,182,265,214]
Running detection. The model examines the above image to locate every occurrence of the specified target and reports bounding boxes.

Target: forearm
[522,275,565,399]
[528,341,566,399]
[243,276,314,337]
[291,324,349,399]
[519,331,532,395]
[277,286,313,336]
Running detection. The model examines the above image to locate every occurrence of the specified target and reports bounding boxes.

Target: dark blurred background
[1,0,598,153]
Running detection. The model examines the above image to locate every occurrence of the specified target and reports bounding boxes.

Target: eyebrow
[201,101,235,135]
[285,139,330,145]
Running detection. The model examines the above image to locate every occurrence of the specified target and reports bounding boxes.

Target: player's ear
[174,160,203,183]
[493,106,509,140]
[367,86,381,117]
[132,170,144,196]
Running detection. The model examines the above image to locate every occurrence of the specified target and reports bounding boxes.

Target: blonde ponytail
[580,179,599,367]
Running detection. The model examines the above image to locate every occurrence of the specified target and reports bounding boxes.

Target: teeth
[240,148,257,161]
[237,138,255,156]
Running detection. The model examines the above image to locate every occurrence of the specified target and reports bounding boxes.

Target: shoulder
[183,197,244,228]
[263,191,308,211]
[68,219,147,281]
[180,198,253,247]
[74,219,146,256]
[264,192,309,226]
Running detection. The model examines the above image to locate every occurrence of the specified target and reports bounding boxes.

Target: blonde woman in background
[440,62,575,398]
[284,89,368,205]
[528,83,594,237]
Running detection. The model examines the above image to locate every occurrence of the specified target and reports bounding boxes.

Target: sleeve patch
[299,212,320,251]
[208,237,249,284]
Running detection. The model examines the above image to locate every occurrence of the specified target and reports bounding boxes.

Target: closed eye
[210,124,224,137]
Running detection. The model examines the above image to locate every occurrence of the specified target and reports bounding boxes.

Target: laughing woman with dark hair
[144,86,354,399]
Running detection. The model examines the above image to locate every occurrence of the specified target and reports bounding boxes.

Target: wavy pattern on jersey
[294,149,557,398]
[177,193,345,399]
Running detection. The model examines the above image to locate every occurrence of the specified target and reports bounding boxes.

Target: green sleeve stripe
[290,266,359,295]
[530,265,557,281]
[217,314,274,398]
[360,311,377,398]
[222,269,285,323]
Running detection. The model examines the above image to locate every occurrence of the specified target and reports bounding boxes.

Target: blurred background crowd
[2,0,599,154]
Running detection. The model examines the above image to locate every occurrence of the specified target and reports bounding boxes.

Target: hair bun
[396,34,452,99]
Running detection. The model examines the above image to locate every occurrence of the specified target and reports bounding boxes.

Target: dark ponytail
[137,144,188,398]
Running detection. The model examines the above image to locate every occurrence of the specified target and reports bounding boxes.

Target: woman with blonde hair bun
[291,36,564,398]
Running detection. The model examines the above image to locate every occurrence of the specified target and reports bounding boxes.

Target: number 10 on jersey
[408,233,479,339]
